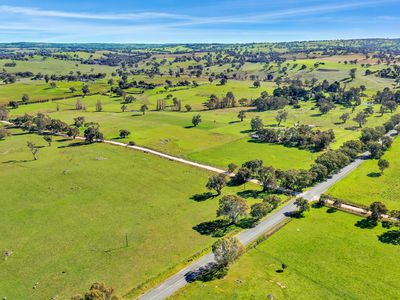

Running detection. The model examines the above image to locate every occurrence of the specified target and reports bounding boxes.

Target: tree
[217,195,248,224]
[96,100,103,112]
[378,159,389,174]
[212,237,244,267]
[22,94,30,102]
[140,104,148,115]
[75,98,84,110]
[250,202,273,219]
[353,112,367,128]
[250,116,263,131]
[74,116,85,127]
[275,110,288,126]
[227,163,238,173]
[340,113,350,124]
[121,104,128,112]
[185,104,192,112]
[206,174,227,195]
[219,78,227,85]
[84,125,104,143]
[294,197,309,215]
[192,114,202,127]
[50,82,57,88]
[263,195,281,209]
[43,135,52,146]
[258,166,276,192]
[72,282,120,300]
[82,85,90,96]
[253,80,261,88]
[27,141,39,160]
[119,129,131,139]
[370,201,388,221]
[349,68,357,80]
[0,127,10,140]
[237,110,246,122]
[69,87,77,93]
[67,126,80,139]
[0,106,9,120]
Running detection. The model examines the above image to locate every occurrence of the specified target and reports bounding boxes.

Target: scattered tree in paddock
[96,100,103,112]
[250,116,263,131]
[0,127,10,140]
[140,104,148,115]
[340,112,350,124]
[192,114,202,127]
[72,282,120,300]
[22,93,30,102]
[67,126,80,139]
[353,112,367,128]
[27,141,39,160]
[378,159,390,174]
[121,104,128,112]
[0,106,9,120]
[82,85,90,96]
[206,174,227,195]
[43,135,52,146]
[250,202,273,219]
[185,104,192,112]
[275,110,288,126]
[119,129,131,139]
[237,110,246,122]
[84,125,104,143]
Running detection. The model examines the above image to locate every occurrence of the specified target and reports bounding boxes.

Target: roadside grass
[326,137,400,210]
[0,129,263,299]
[172,207,400,300]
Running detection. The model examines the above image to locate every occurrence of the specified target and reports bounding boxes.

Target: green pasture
[326,136,400,210]
[0,129,262,299]
[172,207,400,300]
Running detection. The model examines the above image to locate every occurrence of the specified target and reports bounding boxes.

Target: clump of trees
[72,282,120,300]
[217,195,249,225]
[255,125,335,152]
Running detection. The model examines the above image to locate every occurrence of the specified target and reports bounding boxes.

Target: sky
[0,0,399,43]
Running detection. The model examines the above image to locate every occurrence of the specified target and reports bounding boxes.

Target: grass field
[172,207,400,300]
[326,136,400,210]
[5,89,394,171]
[0,129,264,299]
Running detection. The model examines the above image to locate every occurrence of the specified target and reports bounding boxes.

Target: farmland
[1,39,400,299]
[172,208,400,300]
[0,129,263,299]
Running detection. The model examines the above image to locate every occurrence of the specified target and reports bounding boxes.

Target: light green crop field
[326,136,400,210]
[0,129,263,299]
[172,208,400,300]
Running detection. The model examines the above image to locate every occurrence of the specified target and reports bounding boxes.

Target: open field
[172,207,400,300]
[326,137,400,210]
[0,129,264,299]
[6,91,394,170]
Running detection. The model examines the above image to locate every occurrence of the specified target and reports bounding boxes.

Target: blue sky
[0,0,399,43]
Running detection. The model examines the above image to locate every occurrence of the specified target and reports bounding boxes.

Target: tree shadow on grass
[355,217,378,229]
[229,120,240,124]
[236,217,258,229]
[240,129,253,134]
[2,159,31,164]
[326,207,338,214]
[185,262,227,283]
[58,141,87,148]
[11,131,31,136]
[237,189,262,199]
[184,125,195,129]
[190,192,214,202]
[367,172,381,178]
[193,219,234,237]
[378,230,400,245]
